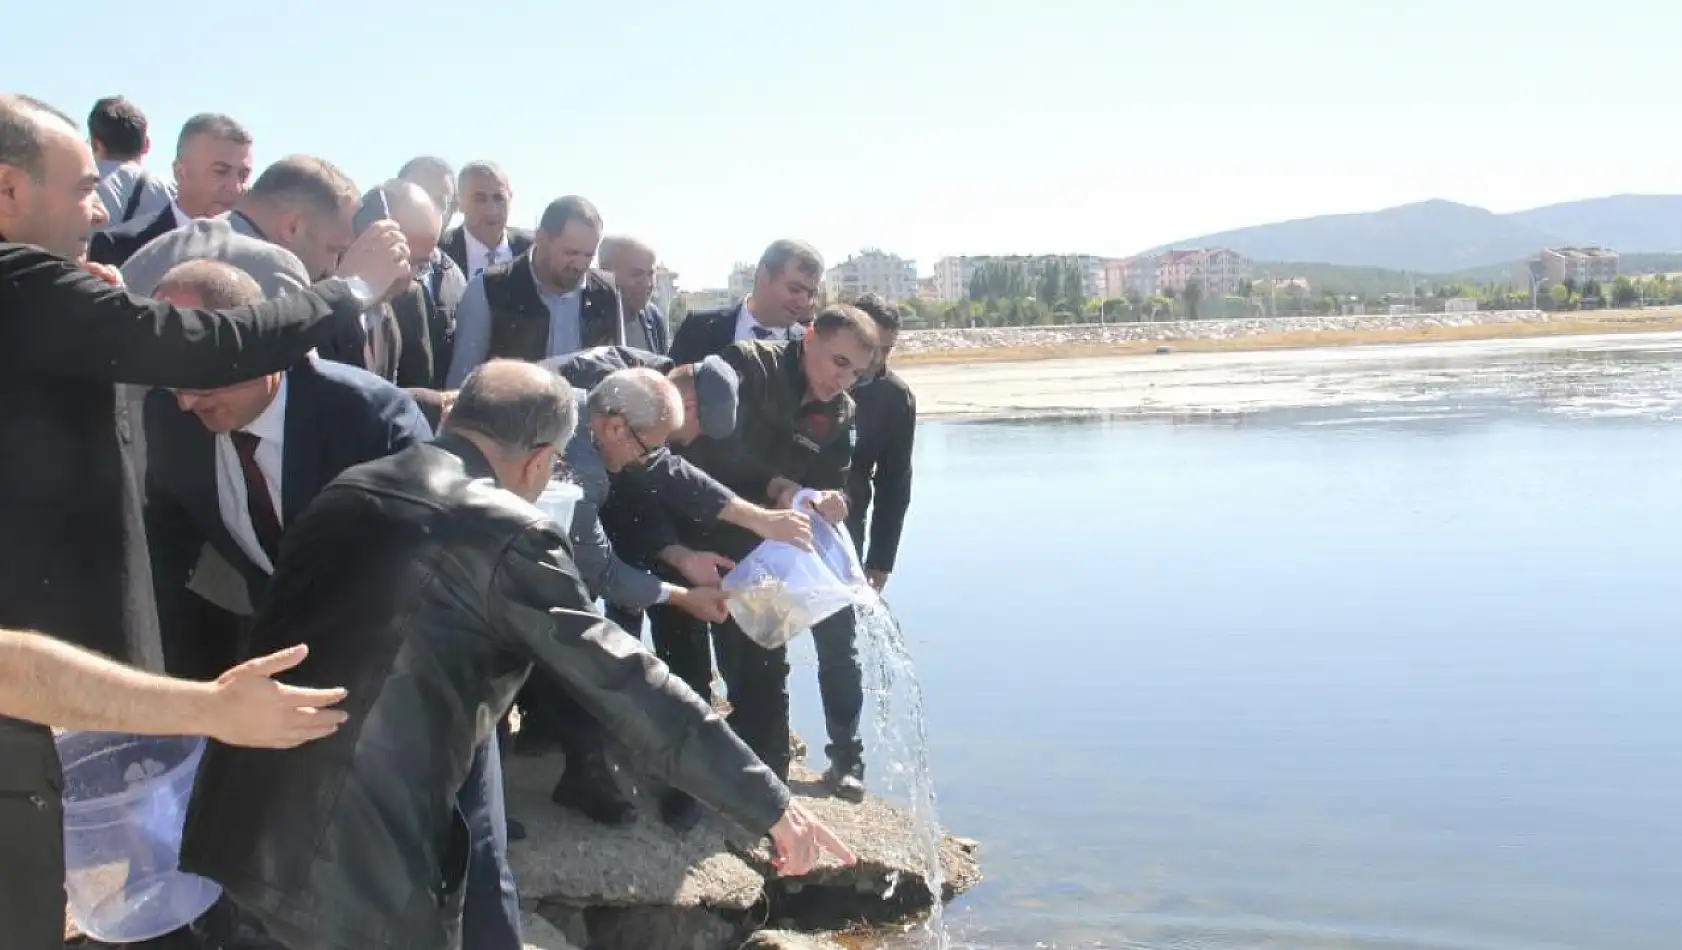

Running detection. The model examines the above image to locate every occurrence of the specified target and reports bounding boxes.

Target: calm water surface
[791,338,1682,950]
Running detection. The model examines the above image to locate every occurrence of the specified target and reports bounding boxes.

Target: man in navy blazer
[142,261,529,950]
[144,265,434,677]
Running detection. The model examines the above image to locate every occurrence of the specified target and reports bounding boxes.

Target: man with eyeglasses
[513,366,735,825]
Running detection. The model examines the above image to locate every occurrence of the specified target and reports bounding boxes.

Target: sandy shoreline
[896,329,1682,420]
[893,307,1682,367]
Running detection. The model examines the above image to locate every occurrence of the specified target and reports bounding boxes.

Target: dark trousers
[516,670,608,759]
[640,603,716,703]
[459,736,521,950]
[709,604,865,779]
[0,722,64,950]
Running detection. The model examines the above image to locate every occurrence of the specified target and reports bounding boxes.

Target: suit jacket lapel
[278,366,319,525]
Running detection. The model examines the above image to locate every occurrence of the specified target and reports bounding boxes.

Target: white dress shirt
[464,228,513,278]
[213,376,288,575]
[733,300,803,342]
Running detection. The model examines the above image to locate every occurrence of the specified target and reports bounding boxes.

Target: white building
[932,254,1104,301]
[726,262,756,301]
[933,256,975,302]
[682,288,736,313]
[823,249,918,302]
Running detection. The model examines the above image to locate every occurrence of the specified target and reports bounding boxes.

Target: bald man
[324,180,443,386]
[398,158,468,383]
[599,235,669,353]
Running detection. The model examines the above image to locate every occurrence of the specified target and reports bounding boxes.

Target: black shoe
[551,752,637,827]
[823,758,866,803]
[506,817,527,841]
[659,789,705,834]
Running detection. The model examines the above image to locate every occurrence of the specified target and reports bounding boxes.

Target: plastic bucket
[55,732,223,942]
[537,479,583,531]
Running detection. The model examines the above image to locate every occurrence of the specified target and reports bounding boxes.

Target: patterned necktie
[230,430,282,563]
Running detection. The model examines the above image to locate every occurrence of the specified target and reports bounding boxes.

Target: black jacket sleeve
[488,523,790,833]
[391,287,436,389]
[863,388,916,572]
[0,243,357,388]
[667,312,716,365]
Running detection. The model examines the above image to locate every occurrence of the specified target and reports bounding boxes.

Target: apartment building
[1101,255,1161,298]
[682,288,736,312]
[727,262,757,300]
[1152,248,1253,296]
[1528,247,1619,286]
[823,249,918,302]
[932,254,1105,301]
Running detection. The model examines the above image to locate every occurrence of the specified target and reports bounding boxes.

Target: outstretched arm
[0,632,347,749]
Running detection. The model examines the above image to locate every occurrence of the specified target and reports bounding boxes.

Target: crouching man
[179,359,852,950]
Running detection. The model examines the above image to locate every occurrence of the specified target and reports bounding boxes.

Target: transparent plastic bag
[721,539,856,650]
[796,489,870,593]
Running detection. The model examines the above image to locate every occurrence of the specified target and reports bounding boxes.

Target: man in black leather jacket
[180,359,853,950]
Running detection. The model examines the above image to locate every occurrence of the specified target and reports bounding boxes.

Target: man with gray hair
[89,111,255,266]
[598,234,669,352]
[439,159,532,278]
[181,358,855,950]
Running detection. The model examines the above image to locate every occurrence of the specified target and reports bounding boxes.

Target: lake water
[790,336,1682,950]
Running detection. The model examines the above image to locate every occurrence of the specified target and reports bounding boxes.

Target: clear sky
[12,0,1679,287]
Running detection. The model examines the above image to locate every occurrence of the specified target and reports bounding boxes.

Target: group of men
[0,89,917,950]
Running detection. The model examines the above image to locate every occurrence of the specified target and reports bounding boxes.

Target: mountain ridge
[1144,195,1682,273]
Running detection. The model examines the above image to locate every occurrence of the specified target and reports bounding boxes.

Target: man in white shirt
[438,160,533,278]
[668,239,823,364]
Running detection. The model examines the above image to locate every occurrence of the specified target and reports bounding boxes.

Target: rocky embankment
[895,309,1555,355]
[507,749,980,950]
[63,747,977,950]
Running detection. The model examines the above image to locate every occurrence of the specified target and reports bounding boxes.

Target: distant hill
[1505,196,1682,253]
[1150,195,1682,273]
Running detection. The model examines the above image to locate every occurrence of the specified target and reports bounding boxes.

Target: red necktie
[230,430,283,564]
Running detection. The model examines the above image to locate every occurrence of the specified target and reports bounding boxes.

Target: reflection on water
[792,338,1682,950]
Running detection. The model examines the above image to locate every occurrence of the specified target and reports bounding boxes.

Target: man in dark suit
[88,112,254,267]
[0,92,408,950]
[438,159,532,279]
[319,181,439,386]
[668,238,823,364]
[144,261,435,676]
[444,195,624,386]
[143,260,523,950]
[398,157,468,385]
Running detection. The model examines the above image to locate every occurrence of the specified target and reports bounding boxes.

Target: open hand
[755,506,813,550]
[671,586,730,624]
[82,261,124,286]
[205,645,349,749]
[676,549,735,588]
[335,220,411,293]
[768,802,856,877]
